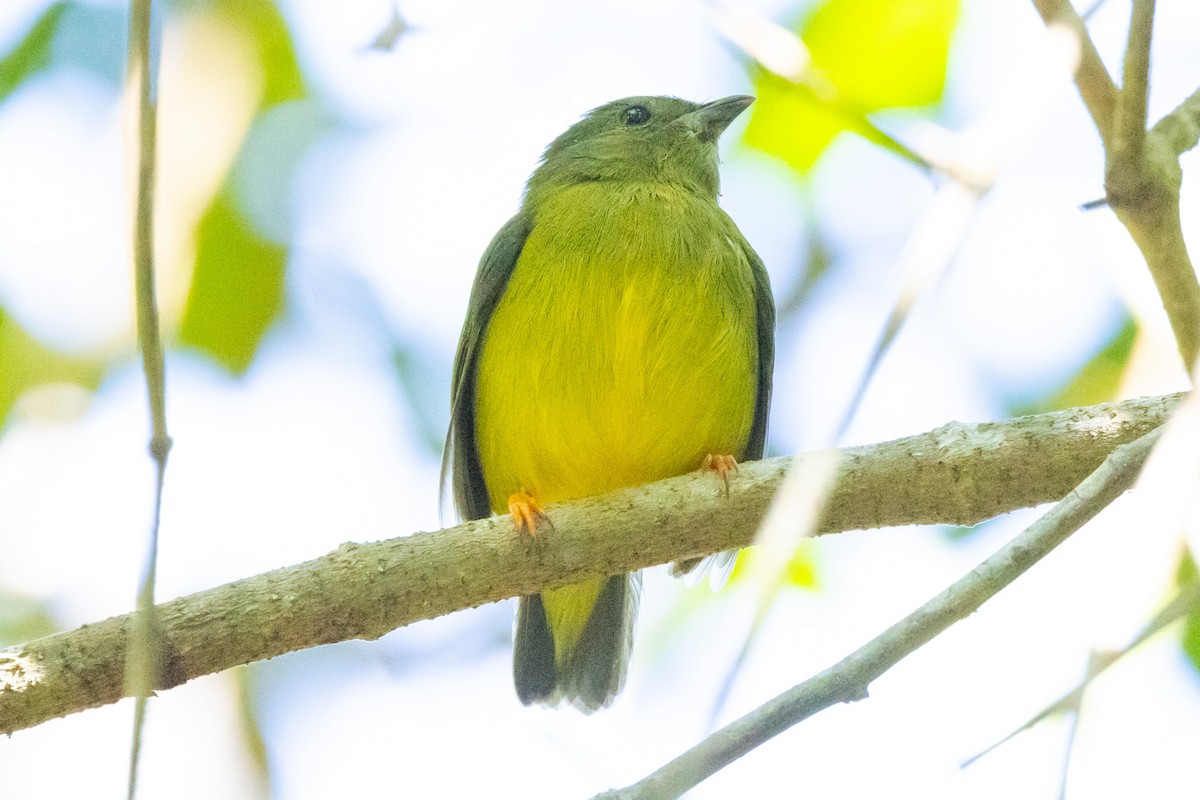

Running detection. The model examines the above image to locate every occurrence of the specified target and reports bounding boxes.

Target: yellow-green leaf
[744,71,846,173]
[1046,316,1137,410]
[0,589,59,646]
[0,306,103,425]
[1177,550,1200,676]
[728,541,821,590]
[1015,316,1137,417]
[178,194,286,373]
[744,0,959,172]
[218,0,306,106]
[0,2,67,102]
[804,0,959,111]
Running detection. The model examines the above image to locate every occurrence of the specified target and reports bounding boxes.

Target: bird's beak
[685,95,755,143]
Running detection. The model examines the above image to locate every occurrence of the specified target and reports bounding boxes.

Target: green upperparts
[524,95,753,209]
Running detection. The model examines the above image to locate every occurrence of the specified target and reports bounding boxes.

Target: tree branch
[1030,0,1118,147]
[0,394,1181,735]
[1104,2,1200,368]
[1031,1,1200,369]
[962,574,1200,768]
[1150,84,1200,158]
[1107,114,1200,371]
[594,426,1163,800]
[1111,0,1153,165]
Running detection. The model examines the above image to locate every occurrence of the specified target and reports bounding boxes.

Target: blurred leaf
[0,2,67,103]
[729,541,821,590]
[744,0,959,172]
[0,306,104,424]
[1014,315,1137,417]
[744,71,845,173]
[1047,316,1137,409]
[783,541,820,589]
[0,589,59,646]
[804,0,958,110]
[179,194,286,373]
[218,0,306,106]
[174,0,305,373]
[1177,550,1200,676]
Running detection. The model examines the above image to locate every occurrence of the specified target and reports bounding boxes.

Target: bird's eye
[622,106,651,126]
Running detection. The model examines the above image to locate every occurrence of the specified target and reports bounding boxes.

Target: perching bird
[442,95,774,711]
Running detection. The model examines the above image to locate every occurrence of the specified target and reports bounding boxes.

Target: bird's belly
[474,245,757,511]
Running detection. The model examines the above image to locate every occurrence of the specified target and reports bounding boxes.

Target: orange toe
[700,453,739,494]
[508,491,547,542]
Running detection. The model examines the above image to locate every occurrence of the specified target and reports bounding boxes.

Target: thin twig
[593,428,1163,800]
[1054,650,1092,800]
[125,0,171,796]
[1149,84,1200,159]
[1032,0,1200,372]
[962,576,1200,768]
[1111,0,1154,165]
[1029,0,1118,146]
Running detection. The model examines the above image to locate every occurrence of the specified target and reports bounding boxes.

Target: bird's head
[524,95,753,205]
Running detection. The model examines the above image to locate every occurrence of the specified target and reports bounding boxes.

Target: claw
[700,453,739,495]
[508,491,550,550]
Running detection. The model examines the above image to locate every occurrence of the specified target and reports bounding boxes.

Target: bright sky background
[0,0,1198,797]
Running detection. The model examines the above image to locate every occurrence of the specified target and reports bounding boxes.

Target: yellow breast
[474,182,759,511]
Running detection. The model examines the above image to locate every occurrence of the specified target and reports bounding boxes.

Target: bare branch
[1111,0,1154,164]
[594,427,1163,800]
[1029,0,1118,146]
[1150,85,1200,158]
[1032,0,1200,370]
[0,394,1180,735]
[962,576,1200,768]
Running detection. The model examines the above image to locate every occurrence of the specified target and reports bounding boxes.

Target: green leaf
[804,0,959,111]
[1014,315,1137,417]
[173,0,305,373]
[0,589,59,646]
[1178,550,1200,676]
[744,71,846,173]
[1047,316,1137,409]
[217,0,306,106]
[783,541,821,589]
[728,541,821,590]
[0,306,104,425]
[744,0,959,172]
[0,2,67,103]
[178,193,286,373]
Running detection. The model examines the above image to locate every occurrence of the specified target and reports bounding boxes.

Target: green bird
[442,95,775,711]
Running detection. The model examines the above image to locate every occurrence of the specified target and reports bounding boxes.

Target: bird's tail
[513,573,640,712]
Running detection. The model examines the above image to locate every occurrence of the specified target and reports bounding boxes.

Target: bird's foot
[699,453,739,496]
[508,491,550,551]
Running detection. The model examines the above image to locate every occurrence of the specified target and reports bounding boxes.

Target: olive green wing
[439,213,533,522]
[743,241,775,461]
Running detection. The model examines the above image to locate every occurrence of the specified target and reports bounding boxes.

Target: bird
[442,94,775,711]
